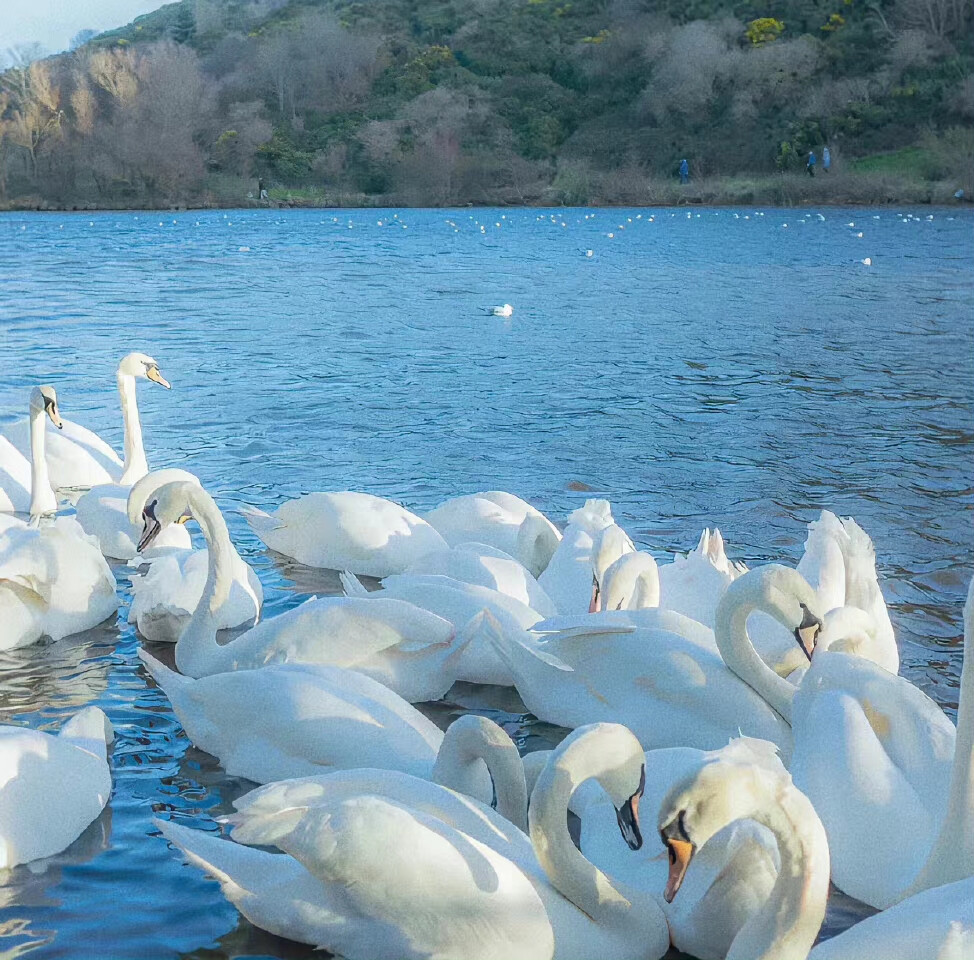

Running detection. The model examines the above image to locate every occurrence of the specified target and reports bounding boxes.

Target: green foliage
[257,133,314,181]
[747,18,785,45]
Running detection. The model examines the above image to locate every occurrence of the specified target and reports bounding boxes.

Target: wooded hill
[1,0,970,207]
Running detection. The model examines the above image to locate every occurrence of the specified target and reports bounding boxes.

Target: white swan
[657,747,830,960]
[657,528,746,627]
[127,474,261,642]
[789,574,974,909]
[139,649,467,787]
[577,737,783,960]
[483,565,824,756]
[422,492,561,577]
[156,722,670,960]
[750,511,897,675]
[0,706,113,867]
[404,541,558,617]
[807,876,974,960]
[538,500,619,614]
[0,514,119,649]
[0,385,60,517]
[224,713,529,830]
[342,570,545,686]
[137,481,464,700]
[659,743,974,960]
[243,490,447,577]
[1,353,170,490]
[597,549,660,611]
[75,467,195,560]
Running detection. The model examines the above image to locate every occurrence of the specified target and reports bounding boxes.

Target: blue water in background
[0,207,971,957]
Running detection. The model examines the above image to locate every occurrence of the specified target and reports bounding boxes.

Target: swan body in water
[422,491,561,577]
[156,723,670,960]
[0,706,113,868]
[1,353,171,490]
[789,574,974,909]
[137,481,465,699]
[0,388,118,649]
[244,490,447,577]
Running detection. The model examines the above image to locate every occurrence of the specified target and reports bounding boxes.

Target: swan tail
[156,818,281,897]
[339,571,369,598]
[474,610,574,672]
[139,648,194,699]
[241,504,283,542]
[59,706,114,760]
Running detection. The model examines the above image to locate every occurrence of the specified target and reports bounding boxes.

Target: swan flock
[0,353,970,960]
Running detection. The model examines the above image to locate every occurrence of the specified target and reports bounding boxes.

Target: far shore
[1,171,969,214]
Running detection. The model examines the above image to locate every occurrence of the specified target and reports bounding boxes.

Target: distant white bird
[862,258,872,266]
[490,304,514,318]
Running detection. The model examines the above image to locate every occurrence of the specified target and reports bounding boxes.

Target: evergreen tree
[171,4,196,45]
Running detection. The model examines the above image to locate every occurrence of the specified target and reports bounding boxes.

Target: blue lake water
[0,206,971,958]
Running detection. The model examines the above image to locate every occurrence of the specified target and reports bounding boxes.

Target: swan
[156,722,670,960]
[404,541,558,616]
[749,511,897,675]
[243,490,447,577]
[136,481,464,700]
[342,570,546,686]
[139,649,469,787]
[75,467,196,560]
[657,528,747,627]
[596,549,660,611]
[126,474,261,643]
[1,353,171,490]
[0,514,119,649]
[577,737,783,960]
[222,713,529,831]
[421,492,561,577]
[657,746,830,960]
[788,574,974,909]
[0,385,60,517]
[659,741,974,960]
[538,499,619,614]
[483,564,827,756]
[0,706,113,867]
[807,876,974,960]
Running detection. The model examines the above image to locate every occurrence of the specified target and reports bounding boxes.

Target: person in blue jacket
[806,151,817,176]
[679,158,689,184]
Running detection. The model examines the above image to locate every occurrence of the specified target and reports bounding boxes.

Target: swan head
[718,564,824,661]
[658,757,784,903]
[600,551,660,611]
[137,479,196,552]
[127,469,201,529]
[119,352,170,389]
[30,385,63,429]
[535,723,647,851]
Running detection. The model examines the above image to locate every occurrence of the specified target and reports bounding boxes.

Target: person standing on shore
[823,146,831,173]
[806,151,816,177]
[679,158,689,185]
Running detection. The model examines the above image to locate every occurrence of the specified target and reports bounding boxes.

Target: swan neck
[716,593,796,724]
[904,592,974,896]
[433,721,528,832]
[728,778,829,960]
[28,402,54,516]
[175,487,234,678]
[118,372,148,484]
[528,734,650,923]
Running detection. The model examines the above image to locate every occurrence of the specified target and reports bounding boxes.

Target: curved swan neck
[904,579,974,897]
[175,486,234,678]
[728,775,829,960]
[528,726,650,923]
[118,372,148,485]
[433,717,529,832]
[715,582,798,724]
[28,400,55,516]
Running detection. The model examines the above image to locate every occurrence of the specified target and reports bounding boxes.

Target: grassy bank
[2,170,968,212]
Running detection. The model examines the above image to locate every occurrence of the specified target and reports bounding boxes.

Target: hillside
[0,0,971,207]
